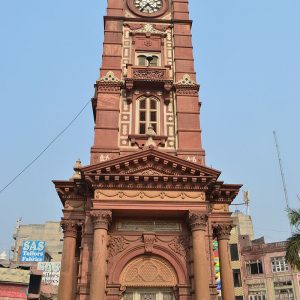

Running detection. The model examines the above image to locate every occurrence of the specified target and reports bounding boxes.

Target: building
[229,211,255,300]
[0,261,29,300]
[53,1,242,300]
[9,221,63,299]
[241,238,300,300]
[12,221,63,263]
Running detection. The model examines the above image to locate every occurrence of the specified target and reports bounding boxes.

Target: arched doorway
[120,255,178,300]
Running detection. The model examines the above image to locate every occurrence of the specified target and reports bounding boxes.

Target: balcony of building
[124,65,173,91]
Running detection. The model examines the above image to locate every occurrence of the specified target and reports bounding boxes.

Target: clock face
[134,0,163,14]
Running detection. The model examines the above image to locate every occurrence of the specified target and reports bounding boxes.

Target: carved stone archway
[120,255,178,289]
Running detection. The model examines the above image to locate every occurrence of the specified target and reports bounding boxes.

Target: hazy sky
[0,0,299,253]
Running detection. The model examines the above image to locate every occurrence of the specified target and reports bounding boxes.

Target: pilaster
[58,220,81,300]
[89,210,112,300]
[188,212,210,300]
[213,224,235,300]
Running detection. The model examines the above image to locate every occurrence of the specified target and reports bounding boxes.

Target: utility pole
[273,131,290,209]
[273,131,292,233]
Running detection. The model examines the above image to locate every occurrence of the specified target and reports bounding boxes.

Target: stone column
[58,220,79,300]
[214,224,234,300]
[89,210,112,300]
[188,212,211,300]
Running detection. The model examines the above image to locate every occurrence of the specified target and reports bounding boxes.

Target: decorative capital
[90,210,112,230]
[188,211,208,231]
[213,224,233,240]
[60,220,80,238]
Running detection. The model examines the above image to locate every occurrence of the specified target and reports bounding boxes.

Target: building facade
[53,1,242,300]
[0,264,29,300]
[229,212,255,300]
[12,221,63,263]
[241,239,300,300]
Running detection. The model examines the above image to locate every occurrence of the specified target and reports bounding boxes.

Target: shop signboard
[20,240,46,262]
[37,262,61,286]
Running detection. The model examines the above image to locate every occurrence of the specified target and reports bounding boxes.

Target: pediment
[82,149,220,180]
[54,149,242,204]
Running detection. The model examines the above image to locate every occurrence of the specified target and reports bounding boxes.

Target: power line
[0,99,91,195]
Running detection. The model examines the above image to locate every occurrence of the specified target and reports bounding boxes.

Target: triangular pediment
[54,149,241,204]
[82,149,220,179]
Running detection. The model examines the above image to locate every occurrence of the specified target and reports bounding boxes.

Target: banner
[20,240,46,262]
[37,262,61,286]
[213,240,222,296]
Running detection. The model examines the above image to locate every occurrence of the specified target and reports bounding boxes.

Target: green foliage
[286,208,300,270]
[287,208,300,226]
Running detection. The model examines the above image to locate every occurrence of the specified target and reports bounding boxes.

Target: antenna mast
[273,131,291,210]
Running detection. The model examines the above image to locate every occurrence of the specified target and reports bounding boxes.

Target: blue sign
[20,240,46,262]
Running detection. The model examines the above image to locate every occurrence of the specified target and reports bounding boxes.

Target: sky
[0,0,299,254]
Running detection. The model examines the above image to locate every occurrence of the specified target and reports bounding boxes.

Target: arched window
[138,97,159,135]
[137,55,147,66]
[149,55,159,67]
[137,54,160,67]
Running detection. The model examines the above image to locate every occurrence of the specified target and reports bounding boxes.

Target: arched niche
[108,245,188,285]
[120,255,178,288]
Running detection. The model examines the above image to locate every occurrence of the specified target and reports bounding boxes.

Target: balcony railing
[126,65,172,82]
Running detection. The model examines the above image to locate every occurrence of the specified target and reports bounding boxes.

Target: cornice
[103,16,192,25]
[208,183,242,204]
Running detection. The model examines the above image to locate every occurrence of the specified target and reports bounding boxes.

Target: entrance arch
[120,256,178,300]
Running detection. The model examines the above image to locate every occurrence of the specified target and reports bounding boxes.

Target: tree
[286,208,300,270]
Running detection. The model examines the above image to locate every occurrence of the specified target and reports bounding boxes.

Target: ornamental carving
[100,71,121,83]
[176,74,197,86]
[211,204,229,213]
[144,40,153,47]
[120,256,177,287]
[188,212,208,231]
[168,236,190,259]
[127,23,170,34]
[108,236,130,259]
[119,163,177,175]
[95,190,205,202]
[139,169,164,176]
[96,71,123,93]
[175,74,199,96]
[61,220,80,238]
[133,69,165,80]
[64,200,85,211]
[90,210,112,230]
[213,224,233,240]
[143,234,156,253]
[175,88,199,96]
[97,84,122,93]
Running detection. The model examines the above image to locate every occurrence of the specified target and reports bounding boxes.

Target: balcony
[125,65,173,91]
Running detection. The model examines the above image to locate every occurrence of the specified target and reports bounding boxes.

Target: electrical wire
[0,99,91,195]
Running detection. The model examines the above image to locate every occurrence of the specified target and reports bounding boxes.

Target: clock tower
[54,1,242,300]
